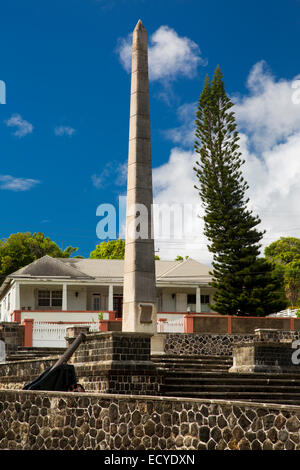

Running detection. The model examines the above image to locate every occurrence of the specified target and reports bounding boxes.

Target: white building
[0,255,215,324]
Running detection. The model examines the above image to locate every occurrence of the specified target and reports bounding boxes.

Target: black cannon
[23,333,86,392]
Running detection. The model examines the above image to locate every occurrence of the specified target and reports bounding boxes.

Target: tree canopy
[193,66,286,316]
[0,232,78,284]
[265,237,300,306]
[90,239,161,261]
[90,239,125,260]
[174,255,189,261]
[265,237,300,265]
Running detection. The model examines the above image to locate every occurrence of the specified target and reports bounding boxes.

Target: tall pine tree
[194,66,286,316]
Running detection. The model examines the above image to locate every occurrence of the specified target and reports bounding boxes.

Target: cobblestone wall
[0,358,58,390]
[164,331,300,356]
[0,390,300,450]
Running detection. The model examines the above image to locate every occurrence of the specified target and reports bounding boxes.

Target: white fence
[268,309,300,318]
[32,317,185,348]
[32,322,99,348]
[157,317,184,333]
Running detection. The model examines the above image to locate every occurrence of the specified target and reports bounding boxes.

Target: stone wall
[163,331,300,356]
[0,322,24,354]
[229,329,300,374]
[70,332,163,395]
[0,332,164,395]
[1,389,300,450]
[0,357,58,390]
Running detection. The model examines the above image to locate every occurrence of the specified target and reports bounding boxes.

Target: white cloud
[0,175,40,191]
[234,61,300,152]
[153,62,300,263]
[163,102,197,147]
[240,132,300,250]
[5,114,33,137]
[54,126,76,136]
[114,161,128,187]
[117,25,206,83]
[92,172,108,189]
[92,161,127,189]
[152,148,210,264]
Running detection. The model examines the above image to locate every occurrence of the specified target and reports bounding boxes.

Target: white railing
[267,309,299,318]
[32,321,99,348]
[157,317,184,333]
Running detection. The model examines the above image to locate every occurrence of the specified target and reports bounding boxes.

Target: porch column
[14,281,20,311]
[196,286,201,313]
[108,284,114,311]
[62,283,68,311]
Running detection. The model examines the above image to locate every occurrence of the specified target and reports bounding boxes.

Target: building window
[113,296,123,318]
[187,294,196,304]
[52,291,63,307]
[201,295,210,304]
[92,294,101,311]
[187,294,210,304]
[38,290,62,308]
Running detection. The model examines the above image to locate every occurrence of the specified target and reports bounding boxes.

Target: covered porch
[6,279,215,324]
[6,280,124,324]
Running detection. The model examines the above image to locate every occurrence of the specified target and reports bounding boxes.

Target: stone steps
[6,347,65,361]
[154,354,300,405]
[152,354,232,362]
[164,374,300,386]
[164,382,300,393]
[159,365,230,372]
[152,354,232,372]
[161,389,300,402]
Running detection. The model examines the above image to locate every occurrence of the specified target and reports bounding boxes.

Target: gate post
[23,319,34,347]
[184,315,194,333]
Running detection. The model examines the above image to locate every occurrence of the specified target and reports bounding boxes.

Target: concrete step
[152,354,232,361]
[6,346,65,361]
[7,354,60,360]
[153,357,232,372]
[160,390,300,402]
[17,346,65,352]
[153,360,232,367]
[164,375,300,386]
[159,365,231,373]
[163,383,300,393]
[152,355,232,364]
[154,354,300,405]
[162,369,300,379]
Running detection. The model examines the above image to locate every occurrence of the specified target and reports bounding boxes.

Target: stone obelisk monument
[58,22,162,397]
[122,20,157,334]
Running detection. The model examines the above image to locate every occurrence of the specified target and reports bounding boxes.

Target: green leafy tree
[265,237,300,306]
[0,232,78,284]
[265,237,300,264]
[193,66,286,316]
[284,261,300,307]
[90,239,125,259]
[90,239,161,261]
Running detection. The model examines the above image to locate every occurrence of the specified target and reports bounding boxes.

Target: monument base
[68,331,164,394]
[151,333,166,355]
[229,329,300,374]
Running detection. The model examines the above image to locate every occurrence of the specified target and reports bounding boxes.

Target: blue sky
[1,0,300,262]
